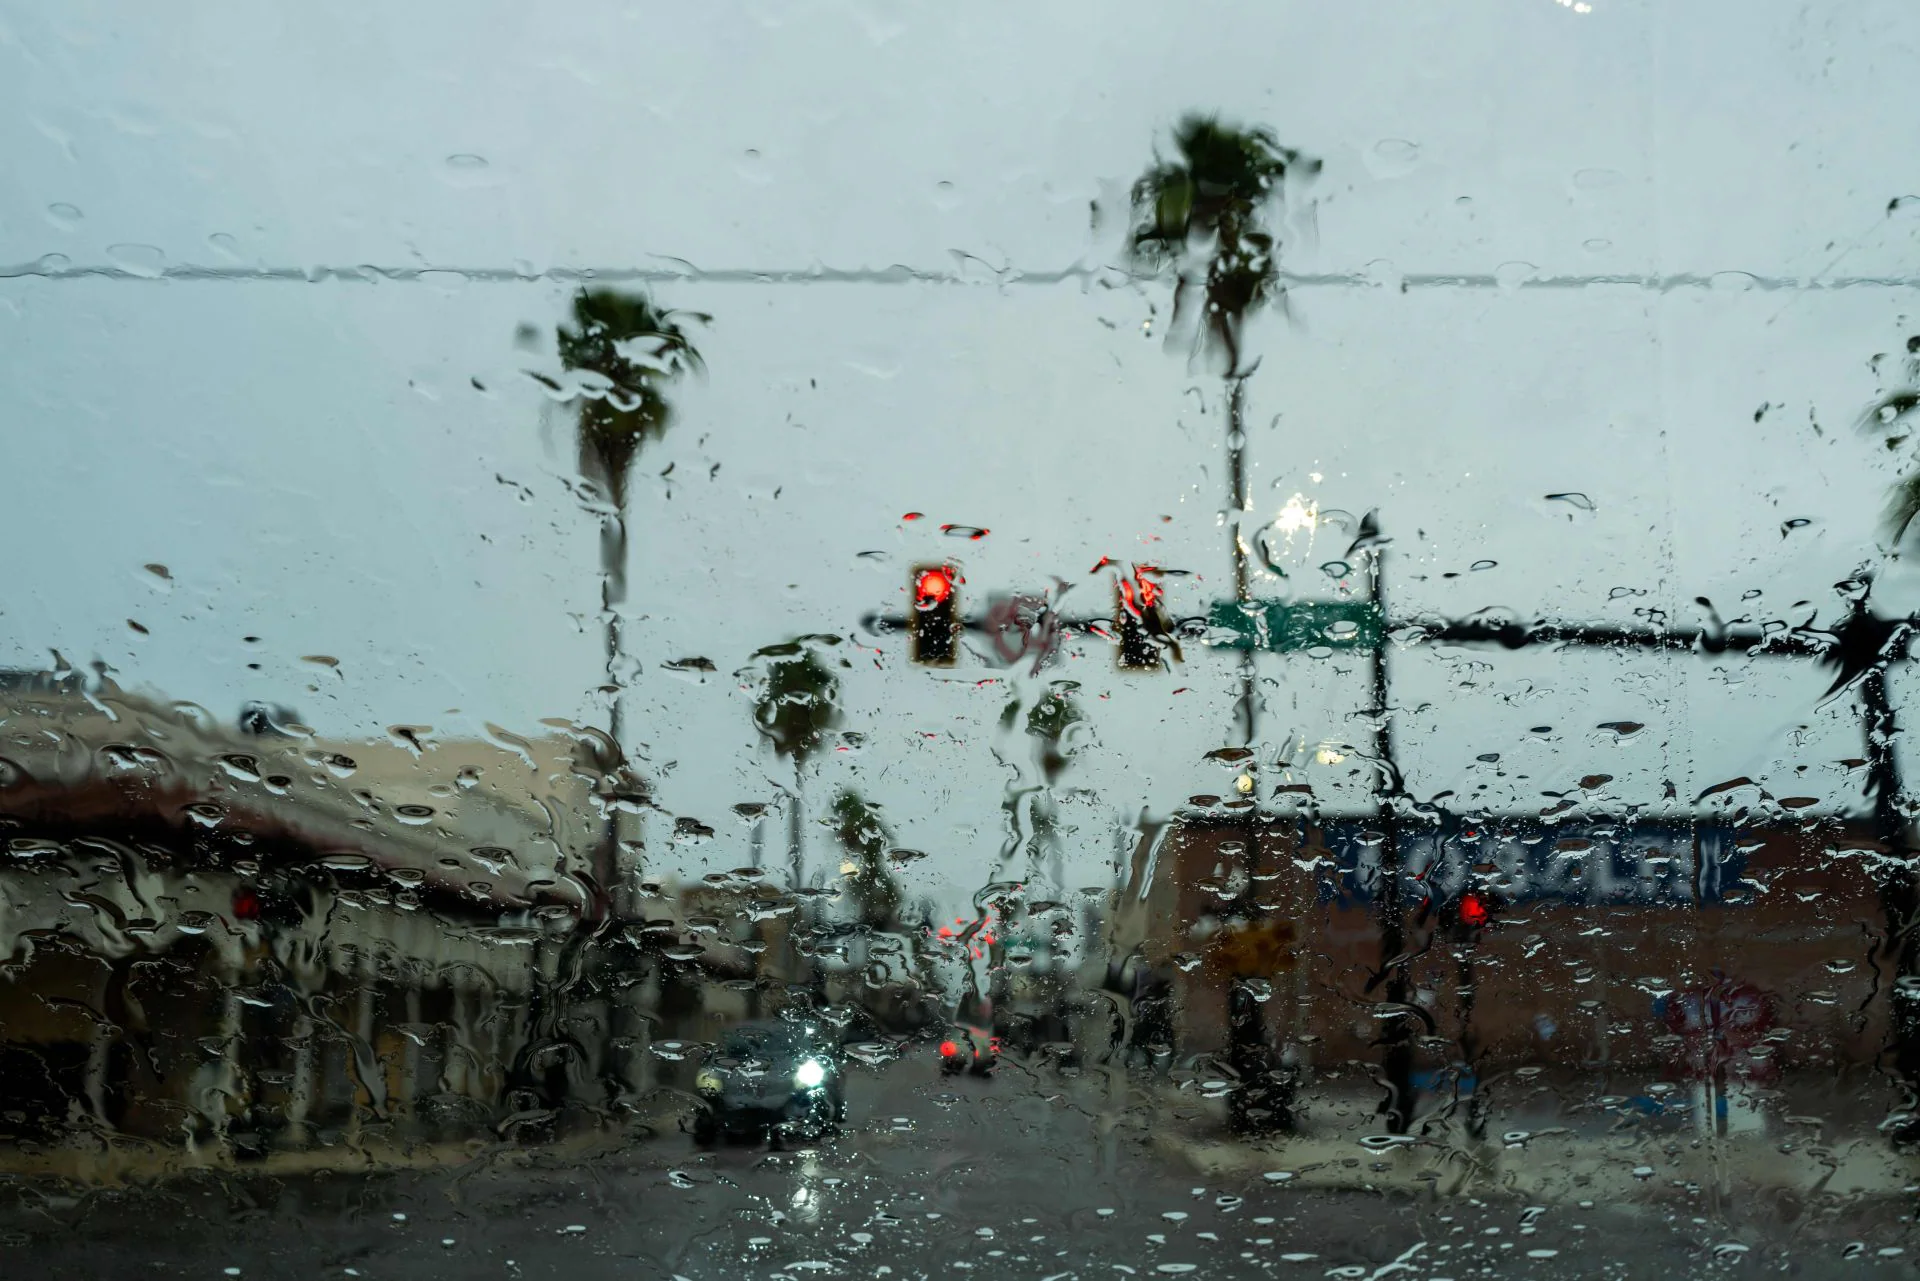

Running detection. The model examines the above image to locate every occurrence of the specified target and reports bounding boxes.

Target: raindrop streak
[940,524,989,540]
[1545,492,1596,511]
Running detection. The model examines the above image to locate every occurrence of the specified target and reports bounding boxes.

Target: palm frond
[1887,471,1920,546]
[830,790,902,930]
[1857,388,1920,435]
[750,645,842,768]
[554,288,706,507]
[1125,113,1314,376]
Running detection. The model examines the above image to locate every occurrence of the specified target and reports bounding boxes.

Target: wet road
[2,1057,1916,1279]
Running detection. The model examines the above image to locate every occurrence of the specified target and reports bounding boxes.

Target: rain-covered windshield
[720,1023,818,1058]
[8,3,1920,1276]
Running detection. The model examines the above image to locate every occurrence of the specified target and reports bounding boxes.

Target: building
[1108,805,1888,1092]
[0,670,637,1154]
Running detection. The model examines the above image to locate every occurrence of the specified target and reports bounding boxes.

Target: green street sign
[1206,598,1385,653]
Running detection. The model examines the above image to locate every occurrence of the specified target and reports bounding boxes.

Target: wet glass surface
[7,3,1920,1276]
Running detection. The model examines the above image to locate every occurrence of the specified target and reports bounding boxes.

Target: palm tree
[829,790,903,934]
[1128,121,1318,1129]
[749,641,844,891]
[1858,335,1920,548]
[1126,114,1317,744]
[1023,682,1084,789]
[1853,341,1920,1135]
[537,288,706,904]
[1023,682,1085,893]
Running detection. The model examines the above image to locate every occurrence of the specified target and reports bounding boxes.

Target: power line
[6,260,1920,292]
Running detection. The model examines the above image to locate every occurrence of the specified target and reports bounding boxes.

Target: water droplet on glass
[45,202,82,228]
[1366,139,1421,178]
[1572,167,1625,190]
[106,243,166,278]
[734,148,772,186]
[441,153,501,190]
[1494,262,1536,291]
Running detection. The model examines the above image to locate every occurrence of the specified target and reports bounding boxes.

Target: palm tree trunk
[1863,663,1920,1135]
[788,768,809,992]
[789,764,806,891]
[1227,377,1257,746]
[600,510,628,917]
[1367,548,1414,1132]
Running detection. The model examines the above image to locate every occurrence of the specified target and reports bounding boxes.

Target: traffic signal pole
[867,534,1920,1139]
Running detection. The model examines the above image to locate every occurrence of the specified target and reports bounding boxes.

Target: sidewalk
[1149,1079,1920,1202]
[0,1093,690,1186]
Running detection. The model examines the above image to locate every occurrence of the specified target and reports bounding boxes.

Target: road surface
[1,1056,1914,1279]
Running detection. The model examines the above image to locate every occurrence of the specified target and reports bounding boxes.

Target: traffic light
[1117,566,1171,670]
[910,565,959,666]
[230,875,311,935]
[1445,888,1500,943]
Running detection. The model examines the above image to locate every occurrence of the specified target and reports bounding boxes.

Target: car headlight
[793,1058,826,1089]
[695,1070,722,1094]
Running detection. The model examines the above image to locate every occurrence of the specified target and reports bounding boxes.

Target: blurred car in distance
[693,1018,845,1145]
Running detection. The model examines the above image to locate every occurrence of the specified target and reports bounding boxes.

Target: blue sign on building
[1315,818,1749,908]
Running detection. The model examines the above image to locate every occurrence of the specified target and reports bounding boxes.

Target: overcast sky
[4,0,1920,906]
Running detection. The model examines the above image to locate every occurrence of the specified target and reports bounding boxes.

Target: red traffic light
[1457,892,1491,929]
[910,565,960,666]
[232,888,262,922]
[1135,565,1162,610]
[915,568,954,607]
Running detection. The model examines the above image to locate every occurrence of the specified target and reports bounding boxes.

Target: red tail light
[232,888,262,922]
[939,1040,958,1057]
[1458,892,1490,929]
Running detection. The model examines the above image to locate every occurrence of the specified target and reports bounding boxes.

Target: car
[938,1024,999,1076]
[692,1019,846,1145]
